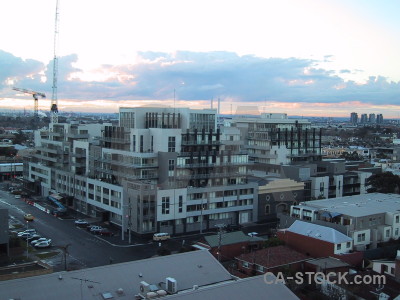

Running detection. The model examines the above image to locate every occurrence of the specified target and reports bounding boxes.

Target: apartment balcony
[175,171,247,180]
[71,152,87,158]
[99,158,158,169]
[176,161,252,169]
[66,133,90,139]
[32,154,59,163]
[249,152,278,159]
[179,150,247,157]
[99,137,130,144]
[94,167,158,180]
[181,140,221,146]
[47,131,62,137]
[35,147,59,155]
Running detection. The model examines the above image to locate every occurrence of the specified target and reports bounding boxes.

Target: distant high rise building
[350,112,358,125]
[360,114,368,124]
[376,114,384,124]
[369,113,376,124]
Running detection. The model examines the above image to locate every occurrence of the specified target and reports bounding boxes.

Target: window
[319,182,324,192]
[132,135,136,152]
[265,205,270,214]
[346,242,351,248]
[357,233,366,242]
[151,136,154,152]
[395,228,399,236]
[386,230,390,238]
[140,135,144,152]
[336,244,341,251]
[396,215,400,223]
[242,262,249,268]
[256,265,264,273]
[168,159,175,171]
[168,136,176,152]
[162,197,170,214]
[178,196,183,213]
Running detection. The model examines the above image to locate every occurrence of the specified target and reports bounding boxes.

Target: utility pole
[215,224,226,262]
[128,199,132,244]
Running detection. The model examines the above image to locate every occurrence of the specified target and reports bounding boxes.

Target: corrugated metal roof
[288,220,352,244]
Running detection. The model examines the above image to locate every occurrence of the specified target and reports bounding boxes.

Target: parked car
[32,238,52,247]
[34,240,51,248]
[17,229,36,237]
[247,232,259,237]
[30,237,45,245]
[153,233,171,241]
[26,234,41,241]
[19,232,34,239]
[89,226,103,234]
[24,214,34,221]
[74,219,89,227]
[98,228,114,236]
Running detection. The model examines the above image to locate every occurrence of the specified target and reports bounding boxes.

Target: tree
[366,172,400,194]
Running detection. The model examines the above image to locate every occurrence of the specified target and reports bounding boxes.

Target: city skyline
[1,0,400,117]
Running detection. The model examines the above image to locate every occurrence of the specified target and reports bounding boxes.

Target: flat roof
[306,257,351,269]
[0,251,233,300]
[166,274,299,300]
[298,193,400,217]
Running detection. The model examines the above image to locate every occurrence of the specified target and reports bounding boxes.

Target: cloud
[2,50,400,107]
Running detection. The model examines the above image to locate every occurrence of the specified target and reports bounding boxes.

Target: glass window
[168,136,176,152]
[162,197,170,214]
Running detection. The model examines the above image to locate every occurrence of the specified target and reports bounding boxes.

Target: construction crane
[12,87,46,120]
[51,0,60,124]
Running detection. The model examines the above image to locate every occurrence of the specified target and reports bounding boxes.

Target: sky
[1,0,400,118]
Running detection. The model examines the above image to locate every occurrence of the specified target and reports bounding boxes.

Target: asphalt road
[0,184,170,271]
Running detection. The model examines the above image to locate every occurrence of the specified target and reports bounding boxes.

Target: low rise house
[286,193,400,250]
[192,231,265,261]
[235,245,309,277]
[277,220,363,266]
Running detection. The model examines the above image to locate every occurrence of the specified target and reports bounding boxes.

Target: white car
[247,232,259,237]
[17,229,37,237]
[34,240,52,248]
[31,238,51,246]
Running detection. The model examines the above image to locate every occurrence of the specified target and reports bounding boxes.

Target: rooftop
[204,231,264,248]
[305,257,351,269]
[236,245,309,269]
[298,193,400,217]
[285,220,352,244]
[166,274,299,300]
[0,251,232,300]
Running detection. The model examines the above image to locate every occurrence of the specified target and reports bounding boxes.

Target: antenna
[71,277,101,300]
[51,0,60,124]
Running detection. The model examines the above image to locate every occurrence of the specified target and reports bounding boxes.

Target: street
[0,184,189,272]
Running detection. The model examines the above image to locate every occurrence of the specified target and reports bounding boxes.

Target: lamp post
[26,221,29,259]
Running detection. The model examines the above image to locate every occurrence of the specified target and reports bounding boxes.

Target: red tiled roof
[237,245,309,269]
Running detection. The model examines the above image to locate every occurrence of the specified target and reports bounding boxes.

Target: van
[153,233,171,241]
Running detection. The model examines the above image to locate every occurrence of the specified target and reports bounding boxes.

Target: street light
[26,221,29,259]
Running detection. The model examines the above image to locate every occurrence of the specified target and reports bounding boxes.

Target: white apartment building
[24,107,256,236]
[289,193,400,250]
[227,113,322,166]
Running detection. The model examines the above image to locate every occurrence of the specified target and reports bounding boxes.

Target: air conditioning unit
[140,281,151,294]
[166,277,178,294]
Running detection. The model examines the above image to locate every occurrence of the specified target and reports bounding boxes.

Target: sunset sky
[1,0,399,118]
